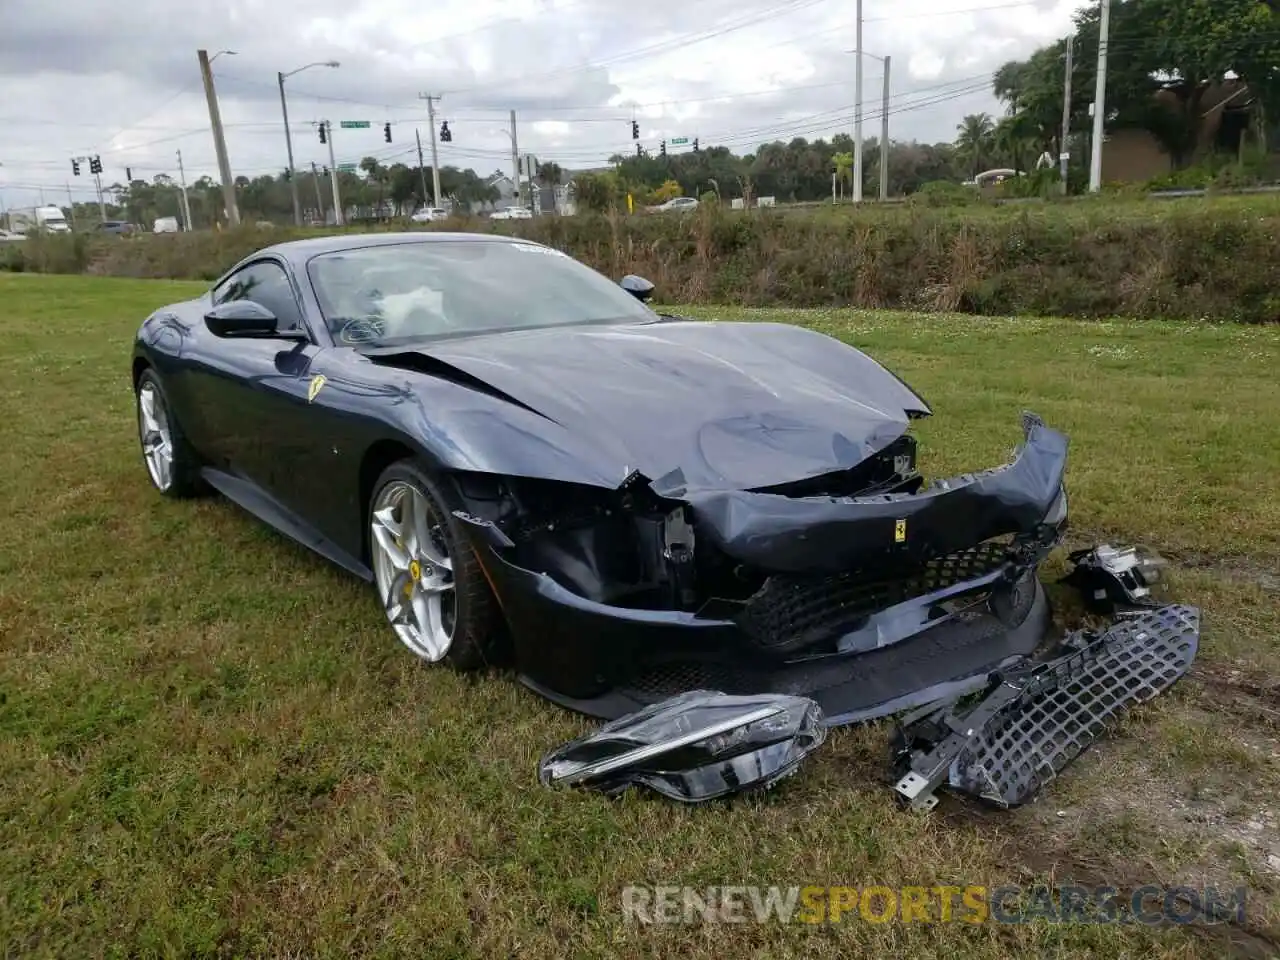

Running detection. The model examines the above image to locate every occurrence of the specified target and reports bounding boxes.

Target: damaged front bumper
[456,413,1069,726]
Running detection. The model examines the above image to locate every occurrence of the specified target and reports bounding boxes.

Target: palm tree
[993,113,1042,175]
[955,113,996,179]
[831,151,853,201]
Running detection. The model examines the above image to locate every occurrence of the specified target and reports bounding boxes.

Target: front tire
[136,368,201,498]
[368,460,500,670]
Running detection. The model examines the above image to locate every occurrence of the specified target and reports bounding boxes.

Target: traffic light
[439,121,452,142]
[635,143,642,157]
[693,138,699,152]
[384,122,392,143]
[318,122,327,144]
[631,120,639,139]
[89,155,102,174]
[71,159,80,176]
[126,167,133,181]
[659,140,666,157]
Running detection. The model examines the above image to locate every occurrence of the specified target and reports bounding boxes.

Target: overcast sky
[0,0,1085,208]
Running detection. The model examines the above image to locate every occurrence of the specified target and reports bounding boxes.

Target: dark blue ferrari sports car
[132,232,1069,725]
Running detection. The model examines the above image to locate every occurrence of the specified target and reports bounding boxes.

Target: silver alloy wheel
[137,381,174,491]
[370,479,456,661]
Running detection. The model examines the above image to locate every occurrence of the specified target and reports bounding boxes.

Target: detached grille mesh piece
[953,604,1200,807]
[740,542,1010,654]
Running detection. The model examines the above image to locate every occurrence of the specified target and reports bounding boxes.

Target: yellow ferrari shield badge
[307,375,327,403]
[894,519,907,543]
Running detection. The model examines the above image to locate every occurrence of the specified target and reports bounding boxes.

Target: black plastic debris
[890,603,1200,811]
[1061,543,1169,614]
[538,690,826,803]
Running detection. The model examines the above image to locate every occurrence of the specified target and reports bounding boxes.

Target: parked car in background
[410,208,449,224]
[98,220,138,236]
[0,228,27,243]
[654,197,698,213]
[489,206,532,220]
[153,217,180,234]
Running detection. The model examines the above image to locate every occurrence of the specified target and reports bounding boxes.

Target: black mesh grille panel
[739,542,1011,654]
[953,604,1200,807]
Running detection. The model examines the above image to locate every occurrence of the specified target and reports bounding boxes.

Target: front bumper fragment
[687,412,1068,576]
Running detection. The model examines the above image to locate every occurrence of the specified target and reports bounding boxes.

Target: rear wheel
[135,368,202,498]
[368,461,500,670]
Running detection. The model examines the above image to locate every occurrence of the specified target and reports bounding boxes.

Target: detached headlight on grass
[538,690,826,803]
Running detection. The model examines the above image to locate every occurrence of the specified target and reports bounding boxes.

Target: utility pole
[310,161,325,220]
[509,109,521,208]
[879,55,891,201]
[197,49,240,226]
[524,155,538,213]
[419,94,442,208]
[65,183,75,230]
[278,71,302,226]
[1088,0,1110,192]
[176,149,193,231]
[1058,35,1074,195]
[322,121,343,225]
[414,129,430,209]
[853,0,864,203]
[93,172,106,221]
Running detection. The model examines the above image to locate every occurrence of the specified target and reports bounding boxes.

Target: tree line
[989,0,1280,172]
[79,135,1006,228]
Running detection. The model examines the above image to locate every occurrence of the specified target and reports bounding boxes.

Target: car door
[187,258,325,505]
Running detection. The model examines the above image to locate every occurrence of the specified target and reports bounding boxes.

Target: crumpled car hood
[370,319,930,494]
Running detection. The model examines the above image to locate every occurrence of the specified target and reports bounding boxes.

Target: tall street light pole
[493,123,521,211]
[846,47,891,201]
[1088,0,1112,192]
[278,60,340,226]
[853,0,863,203]
[197,48,240,227]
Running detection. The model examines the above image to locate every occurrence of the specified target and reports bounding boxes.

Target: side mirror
[204,300,305,340]
[620,274,655,303]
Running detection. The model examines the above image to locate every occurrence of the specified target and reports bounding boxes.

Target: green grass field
[1,274,1277,958]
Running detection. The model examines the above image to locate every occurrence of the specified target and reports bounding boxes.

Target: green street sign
[339,120,370,129]
[337,162,357,173]
[669,137,689,145]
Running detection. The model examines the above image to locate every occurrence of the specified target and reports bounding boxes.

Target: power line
[89,83,204,153]
[5,74,995,186]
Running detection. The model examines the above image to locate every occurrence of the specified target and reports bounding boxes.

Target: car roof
[259,231,532,268]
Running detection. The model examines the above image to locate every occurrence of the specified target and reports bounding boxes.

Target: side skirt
[200,467,372,581]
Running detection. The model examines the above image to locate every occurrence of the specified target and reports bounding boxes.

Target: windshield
[307,240,659,346]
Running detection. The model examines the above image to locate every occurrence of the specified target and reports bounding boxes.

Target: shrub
[907,180,981,207]
[6,198,1280,322]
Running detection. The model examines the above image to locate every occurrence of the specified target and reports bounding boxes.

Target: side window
[212,261,305,332]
